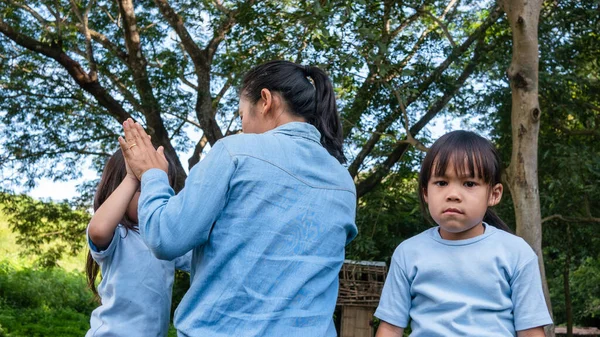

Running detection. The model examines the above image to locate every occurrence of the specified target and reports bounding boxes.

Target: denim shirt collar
[268,122,322,145]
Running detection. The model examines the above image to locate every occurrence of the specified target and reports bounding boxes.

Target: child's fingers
[118,136,130,156]
[157,146,167,161]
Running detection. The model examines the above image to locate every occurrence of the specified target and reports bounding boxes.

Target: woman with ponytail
[117,60,357,336]
[374,131,552,337]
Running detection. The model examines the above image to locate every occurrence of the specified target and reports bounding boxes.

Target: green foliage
[0,262,96,313]
[0,193,89,268]
[348,169,428,263]
[571,256,600,322]
[0,307,90,337]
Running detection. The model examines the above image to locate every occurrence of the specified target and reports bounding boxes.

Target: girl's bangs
[430,139,495,184]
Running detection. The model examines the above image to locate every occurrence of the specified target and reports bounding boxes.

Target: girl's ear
[488,183,503,207]
[422,188,429,204]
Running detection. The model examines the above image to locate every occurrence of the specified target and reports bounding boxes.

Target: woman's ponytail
[241,60,346,164]
[305,66,346,164]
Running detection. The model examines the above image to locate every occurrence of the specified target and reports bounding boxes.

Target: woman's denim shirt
[138,122,358,337]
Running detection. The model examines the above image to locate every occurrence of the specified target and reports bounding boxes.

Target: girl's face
[126,192,140,224]
[423,160,502,240]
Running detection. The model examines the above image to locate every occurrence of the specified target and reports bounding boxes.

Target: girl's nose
[446,191,461,202]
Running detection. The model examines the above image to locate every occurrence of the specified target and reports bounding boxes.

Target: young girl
[375,130,552,337]
[85,148,191,337]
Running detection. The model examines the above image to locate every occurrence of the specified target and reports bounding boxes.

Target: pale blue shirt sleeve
[172,250,193,273]
[511,255,553,330]
[138,141,236,260]
[87,226,120,262]
[374,246,411,328]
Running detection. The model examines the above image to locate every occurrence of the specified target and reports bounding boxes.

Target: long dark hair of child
[85,148,178,299]
[241,60,346,164]
[418,130,512,233]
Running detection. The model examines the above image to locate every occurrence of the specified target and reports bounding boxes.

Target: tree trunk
[500,1,554,336]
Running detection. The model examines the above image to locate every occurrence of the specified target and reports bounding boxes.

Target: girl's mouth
[443,208,463,214]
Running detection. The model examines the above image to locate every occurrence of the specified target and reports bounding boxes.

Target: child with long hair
[375,130,552,337]
[85,148,190,337]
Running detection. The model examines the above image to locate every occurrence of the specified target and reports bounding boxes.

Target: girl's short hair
[86,148,179,299]
[241,60,346,164]
[418,130,511,232]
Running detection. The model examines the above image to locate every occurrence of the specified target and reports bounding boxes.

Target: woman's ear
[260,88,272,116]
[488,183,503,207]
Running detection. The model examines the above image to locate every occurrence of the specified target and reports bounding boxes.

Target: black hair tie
[304,65,311,76]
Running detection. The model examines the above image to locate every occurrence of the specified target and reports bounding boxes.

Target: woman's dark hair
[241,60,346,164]
[86,148,179,299]
[418,130,511,232]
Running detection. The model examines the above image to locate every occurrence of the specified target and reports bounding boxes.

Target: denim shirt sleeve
[138,141,236,260]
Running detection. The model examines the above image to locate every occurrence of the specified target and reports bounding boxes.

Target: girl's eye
[464,181,477,188]
[433,181,447,187]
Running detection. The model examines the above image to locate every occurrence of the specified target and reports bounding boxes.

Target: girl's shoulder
[490,229,535,253]
[391,228,435,257]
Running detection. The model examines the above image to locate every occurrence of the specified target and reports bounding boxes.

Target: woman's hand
[118,118,168,180]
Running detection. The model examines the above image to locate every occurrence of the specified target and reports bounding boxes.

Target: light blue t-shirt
[86,225,191,337]
[138,122,358,337]
[375,224,552,336]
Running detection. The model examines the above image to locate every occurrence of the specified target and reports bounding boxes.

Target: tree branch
[103,69,143,112]
[206,0,256,63]
[153,0,225,145]
[388,83,429,152]
[343,0,459,140]
[188,135,208,170]
[542,214,600,224]
[75,24,129,64]
[70,0,98,79]
[354,35,490,197]
[212,0,230,14]
[212,75,233,110]
[117,0,187,188]
[11,148,111,160]
[8,1,51,27]
[0,19,132,123]
[347,7,501,180]
[163,111,202,129]
[179,73,199,90]
[411,5,457,47]
[389,4,424,39]
[154,0,207,68]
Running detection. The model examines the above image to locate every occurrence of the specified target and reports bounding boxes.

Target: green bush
[0,262,96,312]
[0,307,89,337]
[0,261,95,336]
